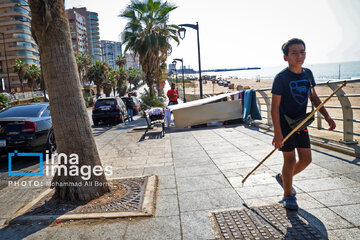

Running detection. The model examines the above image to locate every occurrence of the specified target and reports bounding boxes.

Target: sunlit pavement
[0,122,359,239]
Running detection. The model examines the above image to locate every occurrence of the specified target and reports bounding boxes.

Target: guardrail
[1,91,45,102]
[255,78,360,145]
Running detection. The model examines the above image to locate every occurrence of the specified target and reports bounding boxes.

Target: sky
[65,0,360,70]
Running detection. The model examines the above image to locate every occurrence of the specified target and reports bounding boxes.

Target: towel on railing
[242,89,262,120]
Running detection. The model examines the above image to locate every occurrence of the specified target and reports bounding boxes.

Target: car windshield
[95,99,116,107]
[0,105,44,118]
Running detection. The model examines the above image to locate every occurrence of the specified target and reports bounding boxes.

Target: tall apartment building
[66,8,87,53]
[66,7,101,61]
[124,53,141,70]
[101,40,121,69]
[0,0,40,92]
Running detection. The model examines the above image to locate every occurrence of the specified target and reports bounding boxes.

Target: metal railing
[254,78,360,145]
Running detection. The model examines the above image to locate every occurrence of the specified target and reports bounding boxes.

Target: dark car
[0,103,56,155]
[92,97,127,126]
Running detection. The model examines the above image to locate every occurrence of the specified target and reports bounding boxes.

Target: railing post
[257,90,272,126]
[317,111,322,130]
[327,83,358,144]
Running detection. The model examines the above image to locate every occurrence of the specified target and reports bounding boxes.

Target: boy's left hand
[325,117,336,131]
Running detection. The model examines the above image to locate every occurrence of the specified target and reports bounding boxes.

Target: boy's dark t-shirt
[271,68,316,120]
[126,97,134,109]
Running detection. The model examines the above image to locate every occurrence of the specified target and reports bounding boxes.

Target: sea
[201,60,360,84]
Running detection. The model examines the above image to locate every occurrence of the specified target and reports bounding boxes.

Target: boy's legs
[293,148,312,176]
[130,108,134,121]
[280,147,312,196]
[282,150,296,197]
[127,109,131,122]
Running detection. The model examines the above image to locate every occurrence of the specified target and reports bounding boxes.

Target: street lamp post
[178,22,203,99]
[173,58,186,103]
[172,60,178,90]
[0,32,11,92]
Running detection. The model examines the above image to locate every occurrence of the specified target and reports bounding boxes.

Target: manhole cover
[212,204,326,240]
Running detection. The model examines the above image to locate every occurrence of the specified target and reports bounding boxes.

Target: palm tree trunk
[156,79,160,97]
[29,0,109,202]
[96,85,101,99]
[78,69,82,86]
[146,73,154,97]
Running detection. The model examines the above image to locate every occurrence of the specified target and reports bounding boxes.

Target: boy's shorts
[279,120,311,152]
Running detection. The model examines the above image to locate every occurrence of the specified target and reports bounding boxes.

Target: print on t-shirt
[289,79,310,105]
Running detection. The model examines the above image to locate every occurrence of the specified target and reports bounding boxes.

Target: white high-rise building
[101,40,122,69]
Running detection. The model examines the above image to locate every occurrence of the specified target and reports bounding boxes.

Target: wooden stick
[242,81,347,184]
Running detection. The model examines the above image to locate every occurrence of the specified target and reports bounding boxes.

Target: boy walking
[271,38,336,210]
[126,93,134,122]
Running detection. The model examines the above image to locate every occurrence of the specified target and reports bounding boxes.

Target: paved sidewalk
[0,121,359,239]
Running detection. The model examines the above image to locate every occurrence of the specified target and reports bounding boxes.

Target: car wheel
[93,120,99,126]
[46,130,57,154]
[119,114,124,123]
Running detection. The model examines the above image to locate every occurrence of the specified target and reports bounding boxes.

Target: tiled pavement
[0,120,359,239]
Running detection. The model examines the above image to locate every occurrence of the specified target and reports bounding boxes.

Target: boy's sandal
[276,173,296,196]
[282,195,299,210]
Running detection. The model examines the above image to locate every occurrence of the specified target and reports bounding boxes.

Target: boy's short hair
[281,38,306,56]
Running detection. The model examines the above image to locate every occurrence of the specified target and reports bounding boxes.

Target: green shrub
[0,94,10,110]
[32,97,39,102]
[83,92,94,108]
[140,89,164,111]
[117,82,127,97]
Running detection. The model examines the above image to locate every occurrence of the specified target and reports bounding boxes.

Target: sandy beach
[182,78,360,143]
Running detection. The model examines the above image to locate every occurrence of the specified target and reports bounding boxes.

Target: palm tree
[29,0,109,201]
[75,52,92,85]
[120,0,179,97]
[86,60,109,98]
[128,68,144,90]
[117,67,128,96]
[108,69,120,97]
[25,64,41,90]
[13,58,28,93]
[154,53,168,96]
[115,54,126,69]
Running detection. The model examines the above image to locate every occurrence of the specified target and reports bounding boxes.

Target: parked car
[0,103,56,155]
[92,97,127,126]
[121,96,141,115]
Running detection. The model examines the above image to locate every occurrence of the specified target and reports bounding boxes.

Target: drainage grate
[212,204,325,240]
[24,177,148,216]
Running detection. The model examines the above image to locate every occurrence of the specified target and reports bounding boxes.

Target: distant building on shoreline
[101,40,122,69]
[66,7,101,61]
[0,0,40,92]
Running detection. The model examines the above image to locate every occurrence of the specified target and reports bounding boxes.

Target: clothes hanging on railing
[242,89,262,120]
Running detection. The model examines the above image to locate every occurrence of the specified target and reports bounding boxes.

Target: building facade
[101,40,122,69]
[124,53,141,70]
[0,0,40,92]
[66,9,87,54]
[66,7,101,61]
